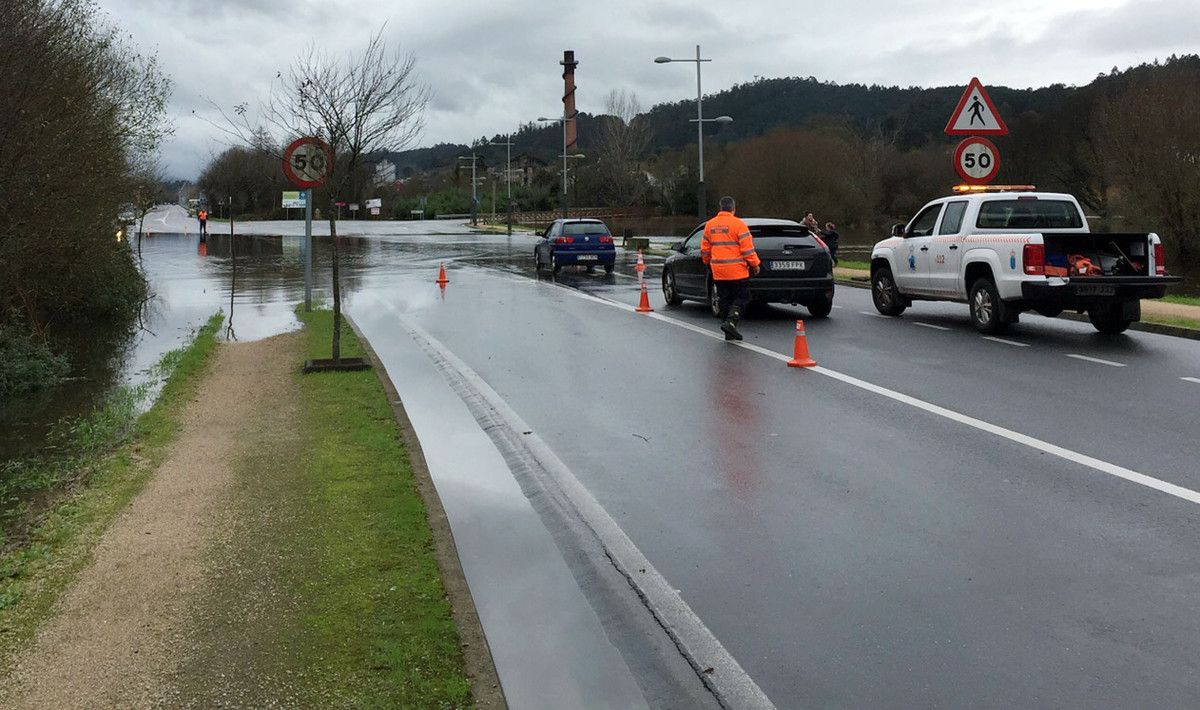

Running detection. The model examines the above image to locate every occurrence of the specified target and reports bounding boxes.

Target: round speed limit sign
[954,136,1000,184]
[282,136,332,189]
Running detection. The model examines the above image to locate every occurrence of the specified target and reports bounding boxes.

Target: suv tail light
[1023,243,1045,275]
[598,235,613,244]
[554,236,574,244]
[1154,243,1165,275]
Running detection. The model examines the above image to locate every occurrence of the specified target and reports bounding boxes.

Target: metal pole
[506,137,513,235]
[304,187,313,311]
[470,152,478,226]
[562,117,569,219]
[696,44,705,220]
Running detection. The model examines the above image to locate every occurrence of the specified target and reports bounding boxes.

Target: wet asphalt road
[139,209,1200,708]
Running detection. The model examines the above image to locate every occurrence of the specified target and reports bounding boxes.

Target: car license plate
[577,254,599,261]
[770,261,806,271]
[1075,284,1115,296]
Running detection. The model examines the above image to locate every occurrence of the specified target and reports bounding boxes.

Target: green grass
[0,312,223,670]
[835,259,871,271]
[1142,314,1200,331]
[1162,294,1200,307]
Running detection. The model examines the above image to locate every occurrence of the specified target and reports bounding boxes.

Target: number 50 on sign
[282,136,332,189]
[954,136,1000,185]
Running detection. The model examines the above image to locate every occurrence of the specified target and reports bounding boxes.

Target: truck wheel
[807,298,833,319]
[969,278,1010,334]
[1088,303,1132,334]
[662,269,684,306]
[871,266,906,316]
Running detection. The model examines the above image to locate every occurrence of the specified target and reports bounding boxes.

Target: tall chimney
[561,50,579,151]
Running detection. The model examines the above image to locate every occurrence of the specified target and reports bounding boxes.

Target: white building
[373,159,397,186]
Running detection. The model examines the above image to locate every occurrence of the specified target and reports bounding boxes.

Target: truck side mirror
[891,223,906,238]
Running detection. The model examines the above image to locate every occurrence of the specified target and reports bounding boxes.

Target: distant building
[373,159,397,186]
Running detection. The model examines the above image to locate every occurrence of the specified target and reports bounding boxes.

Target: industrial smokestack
[561,50,579,151]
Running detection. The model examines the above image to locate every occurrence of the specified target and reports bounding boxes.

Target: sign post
[945,77,1008,186]
[282,136,332,312]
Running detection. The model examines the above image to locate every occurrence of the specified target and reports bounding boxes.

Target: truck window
[907,204,943,237]
[938,201,968,235]
[976,199,1083,229]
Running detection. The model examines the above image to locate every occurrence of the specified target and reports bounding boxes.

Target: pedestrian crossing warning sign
[944,77,1009,136]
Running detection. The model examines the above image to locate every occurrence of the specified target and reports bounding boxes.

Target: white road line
[1066,354,1127,367]
[832,305,845,309]
[1182,377,1200,385]
[546,280,1200,509]
[859,311,888,318]
[982,336,1030,348]
[913,322,951,331]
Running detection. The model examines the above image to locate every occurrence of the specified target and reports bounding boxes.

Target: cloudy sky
[95,0,1197,179]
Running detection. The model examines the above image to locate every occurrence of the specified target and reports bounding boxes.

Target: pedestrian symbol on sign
[945,78,1009,136]
[969,96,985,126]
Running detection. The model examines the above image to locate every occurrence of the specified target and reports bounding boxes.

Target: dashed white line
[1180,377,1200,384]
[832,305,844,310]
[982,336,1030,347]
[859,311,888,318]
[1066,354,1127,367]
[913,322,951,331]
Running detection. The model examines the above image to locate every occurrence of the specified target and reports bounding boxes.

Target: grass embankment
[0,312,224,668]
[1162,294,1200,307]
[179,308,472,706]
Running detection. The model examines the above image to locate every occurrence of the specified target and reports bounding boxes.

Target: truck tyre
[871,265,906,316]
[969,278,1010,334]
[1088,303,1132,334]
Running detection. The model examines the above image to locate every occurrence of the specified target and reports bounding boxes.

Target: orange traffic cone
[635,249,646,275]
[786,320,817,368]
[635,280,654,313]
[436,262,449,285]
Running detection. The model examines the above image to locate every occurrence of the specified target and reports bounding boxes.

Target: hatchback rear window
[749,225,820,248]
[563,221,610,236]
[976,200,1083,229]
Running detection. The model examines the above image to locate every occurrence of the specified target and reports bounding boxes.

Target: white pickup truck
[869,187,1182,334]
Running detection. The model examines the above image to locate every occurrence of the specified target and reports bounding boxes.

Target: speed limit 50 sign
[282,136,332,189]
[953,137,1000,185]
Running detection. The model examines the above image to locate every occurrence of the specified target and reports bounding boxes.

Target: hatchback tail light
[1154,243,1165,275]
[598,235,613,244]
[1023,243,1045,276]
[554,236,574,244]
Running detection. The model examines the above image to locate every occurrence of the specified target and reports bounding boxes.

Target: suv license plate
[1075,284,1115,296]
[770,261,806,271]
[577,254,599,261]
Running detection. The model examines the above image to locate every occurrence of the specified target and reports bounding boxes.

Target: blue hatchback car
[535,219,616,274]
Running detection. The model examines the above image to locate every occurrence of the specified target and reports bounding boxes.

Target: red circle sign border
[954,137,1000,185]
[282,136,333,189]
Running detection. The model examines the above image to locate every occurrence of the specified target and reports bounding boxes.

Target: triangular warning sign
[945,77,1008,136]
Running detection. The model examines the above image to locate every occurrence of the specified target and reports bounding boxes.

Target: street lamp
[655,45,732,219]
[489,133,515,235]
[538,115,581,219]
[457,154,484,225]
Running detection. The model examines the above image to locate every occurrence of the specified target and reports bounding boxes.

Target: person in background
[197,208,208,236]
[801,212,820,234]
[823,221,840,266]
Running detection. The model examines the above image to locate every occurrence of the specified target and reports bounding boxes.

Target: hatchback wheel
[707,279,721,318]
[662,269,683,306]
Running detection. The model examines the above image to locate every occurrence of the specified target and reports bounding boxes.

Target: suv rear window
[976,199,1083,229]
[563,221,610,236]
[749,225,820,247]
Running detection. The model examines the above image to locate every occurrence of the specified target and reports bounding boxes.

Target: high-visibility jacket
[701,211,760,281]
[198,210,208,220]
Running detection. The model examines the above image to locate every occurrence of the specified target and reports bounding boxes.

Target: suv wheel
[662,269,683,306]
[969,278,1009,334]
[872,266,906,316]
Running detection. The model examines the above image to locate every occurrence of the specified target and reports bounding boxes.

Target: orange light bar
[952,184,1038,193]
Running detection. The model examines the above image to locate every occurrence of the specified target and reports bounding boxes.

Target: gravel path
[3,332,300,708]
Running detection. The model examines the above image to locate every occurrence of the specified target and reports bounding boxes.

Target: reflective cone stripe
[635,249,646,273]
[436,262,449,284]
[635,280,654,313]
[787,319,817,368]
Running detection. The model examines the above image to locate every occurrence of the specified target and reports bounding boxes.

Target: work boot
[721,307,744,341]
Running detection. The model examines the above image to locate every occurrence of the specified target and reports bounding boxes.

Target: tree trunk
[329,213,341,363]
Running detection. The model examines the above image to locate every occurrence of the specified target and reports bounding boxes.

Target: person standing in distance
[197,208,208,236]
[702,196,760,341]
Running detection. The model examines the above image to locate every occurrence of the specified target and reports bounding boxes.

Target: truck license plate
[770,261,806,271]
[1075,284,1115,296]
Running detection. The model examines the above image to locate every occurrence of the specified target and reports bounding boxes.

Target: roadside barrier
[436,262,449,285]
[787,320,817,368]
[635,280,654,313]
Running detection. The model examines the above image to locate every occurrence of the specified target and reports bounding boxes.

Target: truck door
[896,203,943,293]
[928,200,968,295]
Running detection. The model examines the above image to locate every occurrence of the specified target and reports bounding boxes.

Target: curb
[345,315,508,709]
[834,278,1200,340]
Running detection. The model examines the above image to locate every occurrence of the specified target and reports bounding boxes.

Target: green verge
[0,312,223,672]
[180,308,471,706]
[1142,314,1200,331]
[1162,294,1200,307]
[293,309,470,705]
[836,259,872,271]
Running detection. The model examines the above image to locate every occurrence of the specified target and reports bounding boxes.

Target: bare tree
[595,90,653,207]
[129,157,167,261]
[264,29,431,362]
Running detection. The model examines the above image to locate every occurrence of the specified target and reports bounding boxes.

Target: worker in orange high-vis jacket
[702,196,761,341]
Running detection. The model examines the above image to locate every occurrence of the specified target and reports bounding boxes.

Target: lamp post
[489,133,515,235]
[539,115,582,219]
[457,153,483,225]
[655,46,733,219]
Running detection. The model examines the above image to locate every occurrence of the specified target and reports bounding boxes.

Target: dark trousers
[199,220,207,235]
[715,279,751,319]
